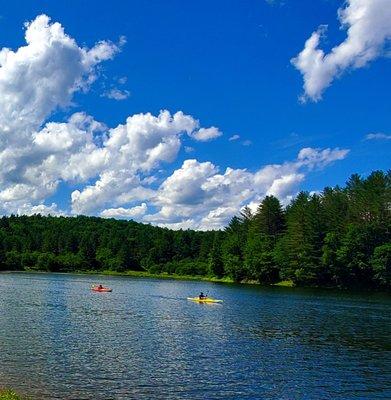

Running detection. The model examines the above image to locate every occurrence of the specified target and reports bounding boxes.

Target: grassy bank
[273,280,295,287]
[77,269,237,284]
[0,389,24,400]
[74,269,295,287]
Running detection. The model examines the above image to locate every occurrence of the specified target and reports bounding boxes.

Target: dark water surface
[0,273,390,399]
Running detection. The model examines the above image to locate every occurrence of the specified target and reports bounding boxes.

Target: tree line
[0,170,389,289]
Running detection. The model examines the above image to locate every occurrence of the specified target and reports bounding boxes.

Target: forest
[0,170,389,290]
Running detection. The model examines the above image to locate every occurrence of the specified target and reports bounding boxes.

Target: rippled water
[0,272,390,399]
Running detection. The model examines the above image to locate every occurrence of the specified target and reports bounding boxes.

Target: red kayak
[91,286,112,292]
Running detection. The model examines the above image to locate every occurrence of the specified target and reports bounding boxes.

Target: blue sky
[0,0,389,229]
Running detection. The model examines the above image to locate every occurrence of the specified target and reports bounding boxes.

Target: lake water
[0,272,390,399]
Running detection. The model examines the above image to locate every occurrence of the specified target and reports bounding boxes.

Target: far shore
[4,270,388,293]
[0,269,295,288]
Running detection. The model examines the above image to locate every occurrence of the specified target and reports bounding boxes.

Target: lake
[0,272,390,399]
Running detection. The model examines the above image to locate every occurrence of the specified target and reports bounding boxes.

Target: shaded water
[0,272,390,399]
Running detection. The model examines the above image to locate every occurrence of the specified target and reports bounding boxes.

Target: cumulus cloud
[145,147,348,230]
[292,0,391,101]
[0,14,350,231]
[0,14,119,211]
[266,173,304,199]
[100,203,147,219]
[16,203,65,217]
[365,132,391,140]
[155,219,196,230]
[70,110,219,214]
[190,127,222,141]
[0,14,119,134]
[155,159,219,207]
[0,16,221,216]
[199,206,241,230]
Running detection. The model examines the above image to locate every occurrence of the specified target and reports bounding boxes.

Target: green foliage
[56,253,84,271]
[322,232,341,284]
[0,215,212,275]
[0,389,25,400]
[273,193,318,284]
[222,215,249,281]
[253,195,285,239]
[244,195,285,283]
[223,253,246,282]
[148,259,208,276]
[245,234,279,284]
[208,232,224,277]
[0,170,389,289]
[371,243,391,287]
[4,251,23,271]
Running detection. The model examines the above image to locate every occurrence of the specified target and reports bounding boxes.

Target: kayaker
[199,292,207,300]
[98,284,103,290]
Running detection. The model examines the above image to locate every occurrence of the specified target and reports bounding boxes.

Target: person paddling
[199,292,207,300]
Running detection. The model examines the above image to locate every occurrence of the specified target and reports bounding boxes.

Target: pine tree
[208,232,224,278]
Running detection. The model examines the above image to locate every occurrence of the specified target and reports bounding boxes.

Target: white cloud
[71,171,142,215]
[365,132,391,140]
[228,135,252,146]
[0,14,118,133]
[155,159,218,208]
[184,146,195,153]
[103,88,130,100]
[229,134,240,141]
[0,14,350,231]
[0,16,219,218]
[144,147,349,230]
[199,206,240,230]
[297,147,349,169]
[0,15,119,211]
[0,13,222,218]
[70,110,219,214]
[190,127,222,141]
[100,203,147,219]
[16,202,65,216]
[292,0,391,101]
[266,173,305,199]
[155,219,196,230]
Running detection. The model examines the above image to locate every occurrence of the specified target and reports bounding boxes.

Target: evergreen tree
[208,232,224,277]
[371,243,391,288]
[254,195,285,239]
[0,169,388,289]
[244,196,284,283]
[275,192,325,284]
[222,216,247,282]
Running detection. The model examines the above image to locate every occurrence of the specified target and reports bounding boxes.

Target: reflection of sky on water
[0,273,390,399]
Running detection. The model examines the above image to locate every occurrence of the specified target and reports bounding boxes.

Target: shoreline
[1,269,295,288]
[3,270,388,293]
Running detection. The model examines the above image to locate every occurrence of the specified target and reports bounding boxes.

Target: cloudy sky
[0,0,389,229]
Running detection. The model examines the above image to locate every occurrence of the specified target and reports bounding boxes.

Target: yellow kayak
[187,297,223,303]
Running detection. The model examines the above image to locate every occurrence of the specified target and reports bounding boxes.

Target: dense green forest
[0,170,389,289]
